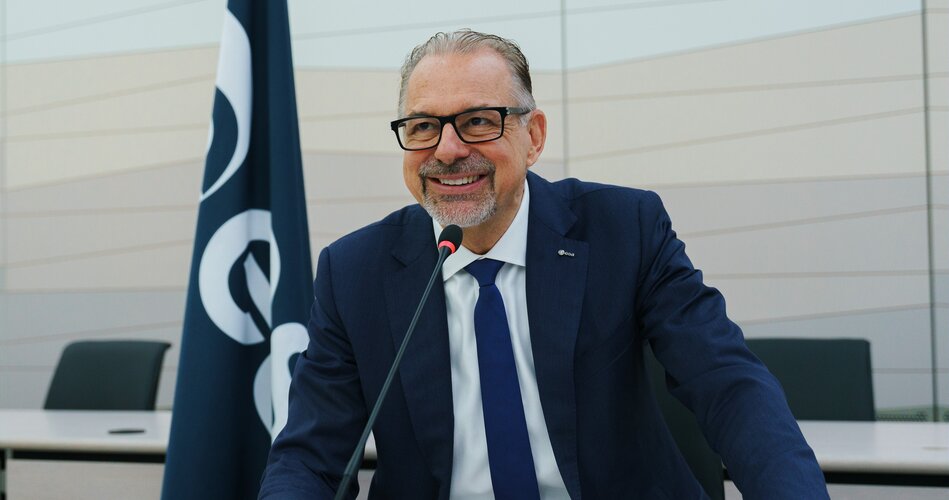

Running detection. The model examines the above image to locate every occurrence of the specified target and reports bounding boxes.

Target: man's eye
[408,121,435,134]
[462,115,499,128]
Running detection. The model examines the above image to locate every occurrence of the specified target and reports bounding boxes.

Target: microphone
[334,224,463,500]
[436,224,462,256]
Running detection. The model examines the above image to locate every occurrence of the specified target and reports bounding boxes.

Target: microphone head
[437,224,463,255]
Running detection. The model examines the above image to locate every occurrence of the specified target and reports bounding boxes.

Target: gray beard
[423,193,497,228]
[418,154,497,228]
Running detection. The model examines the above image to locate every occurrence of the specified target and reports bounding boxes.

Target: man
[260,30,828,499]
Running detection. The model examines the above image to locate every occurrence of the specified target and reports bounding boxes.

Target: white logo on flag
[198,209,308,439]
[199,209,277,345]
[201,10,252,202]
[262,323,309,440]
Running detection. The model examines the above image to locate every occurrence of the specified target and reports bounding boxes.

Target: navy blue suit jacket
[260,172,828,499]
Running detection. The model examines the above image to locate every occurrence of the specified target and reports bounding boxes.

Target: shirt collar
[434,179,530,281]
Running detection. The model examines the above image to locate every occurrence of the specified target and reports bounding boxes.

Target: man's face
[401,49,545,241]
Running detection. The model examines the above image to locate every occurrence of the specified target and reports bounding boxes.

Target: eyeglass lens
[397,109,505,149]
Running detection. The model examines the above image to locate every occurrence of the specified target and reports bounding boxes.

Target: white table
[0,409,378,499]
[798,421,949,486]
[4,411,945,495]
[0,410,170,500]
[0,409,170,454]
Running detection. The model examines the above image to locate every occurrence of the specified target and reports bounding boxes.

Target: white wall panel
[872,372,936,410]
[4,47,216,110]
[685,211,929,275]
[7,82,212,137]
[568,14,924,98]
[6,129,208,188]
[289,2,563,71]
[656,176,927,235]
[709,274,930,325]
[567,80,923,162]
[564,0,919,69]
[302,152,408,200]
[5,211,196,265]
[5,0,223,63]
[741,307,933,371]
[5,166,203,213]
[4,243,192,290]
[0,0,944,417]
[571,112,926,186]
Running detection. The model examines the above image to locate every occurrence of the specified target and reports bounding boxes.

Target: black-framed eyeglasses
[389,106,533,151]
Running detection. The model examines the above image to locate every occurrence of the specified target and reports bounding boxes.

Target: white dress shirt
[433,181,570,500]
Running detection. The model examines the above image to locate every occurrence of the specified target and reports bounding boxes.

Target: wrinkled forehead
[404,50,516,116]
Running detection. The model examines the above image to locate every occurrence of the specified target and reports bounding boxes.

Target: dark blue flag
[162,0,312,498]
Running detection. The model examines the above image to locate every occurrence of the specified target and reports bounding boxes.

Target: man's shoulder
[324,203,426,257]
[535,174,664,214]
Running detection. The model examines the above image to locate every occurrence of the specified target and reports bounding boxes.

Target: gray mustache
[418,155,495,177]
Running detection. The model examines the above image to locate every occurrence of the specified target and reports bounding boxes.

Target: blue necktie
[465,258,541,500]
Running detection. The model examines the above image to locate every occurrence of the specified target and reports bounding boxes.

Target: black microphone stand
[334,228,460,500]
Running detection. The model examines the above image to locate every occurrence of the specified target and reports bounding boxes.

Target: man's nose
[433,123,471,165]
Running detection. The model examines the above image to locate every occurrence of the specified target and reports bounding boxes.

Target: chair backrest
[745,338,875,421]
[45,340,171,411]
[645,346,725,500]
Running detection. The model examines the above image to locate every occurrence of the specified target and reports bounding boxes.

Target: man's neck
[434,177,530,256]
[461,210,518,254]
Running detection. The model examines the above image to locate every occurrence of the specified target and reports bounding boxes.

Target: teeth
[439,176,478,186]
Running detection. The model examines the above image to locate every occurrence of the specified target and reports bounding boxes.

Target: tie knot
[465,258,505,287]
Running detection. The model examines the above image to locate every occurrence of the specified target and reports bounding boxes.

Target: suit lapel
[525,172,586,500]
[384,210,454,495]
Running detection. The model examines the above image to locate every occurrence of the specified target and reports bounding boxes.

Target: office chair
[45,340,171,411]
[645,346,725,500]
[746,338,875,421]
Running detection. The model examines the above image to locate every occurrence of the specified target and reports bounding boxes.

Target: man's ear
[525,109,547,167]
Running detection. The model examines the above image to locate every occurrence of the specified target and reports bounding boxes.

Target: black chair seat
[45,340,171,411]
[745,338,875,421]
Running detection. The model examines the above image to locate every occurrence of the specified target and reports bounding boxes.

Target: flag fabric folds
[161,0,312,498]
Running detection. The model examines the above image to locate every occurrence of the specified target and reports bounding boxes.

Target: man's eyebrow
[403,105,496,118]
[403,111,435,118]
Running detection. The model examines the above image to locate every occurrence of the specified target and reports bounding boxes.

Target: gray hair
[397,30,536,117]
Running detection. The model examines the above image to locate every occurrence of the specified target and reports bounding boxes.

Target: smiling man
[398,45,544,254]
[259,31,829,500]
